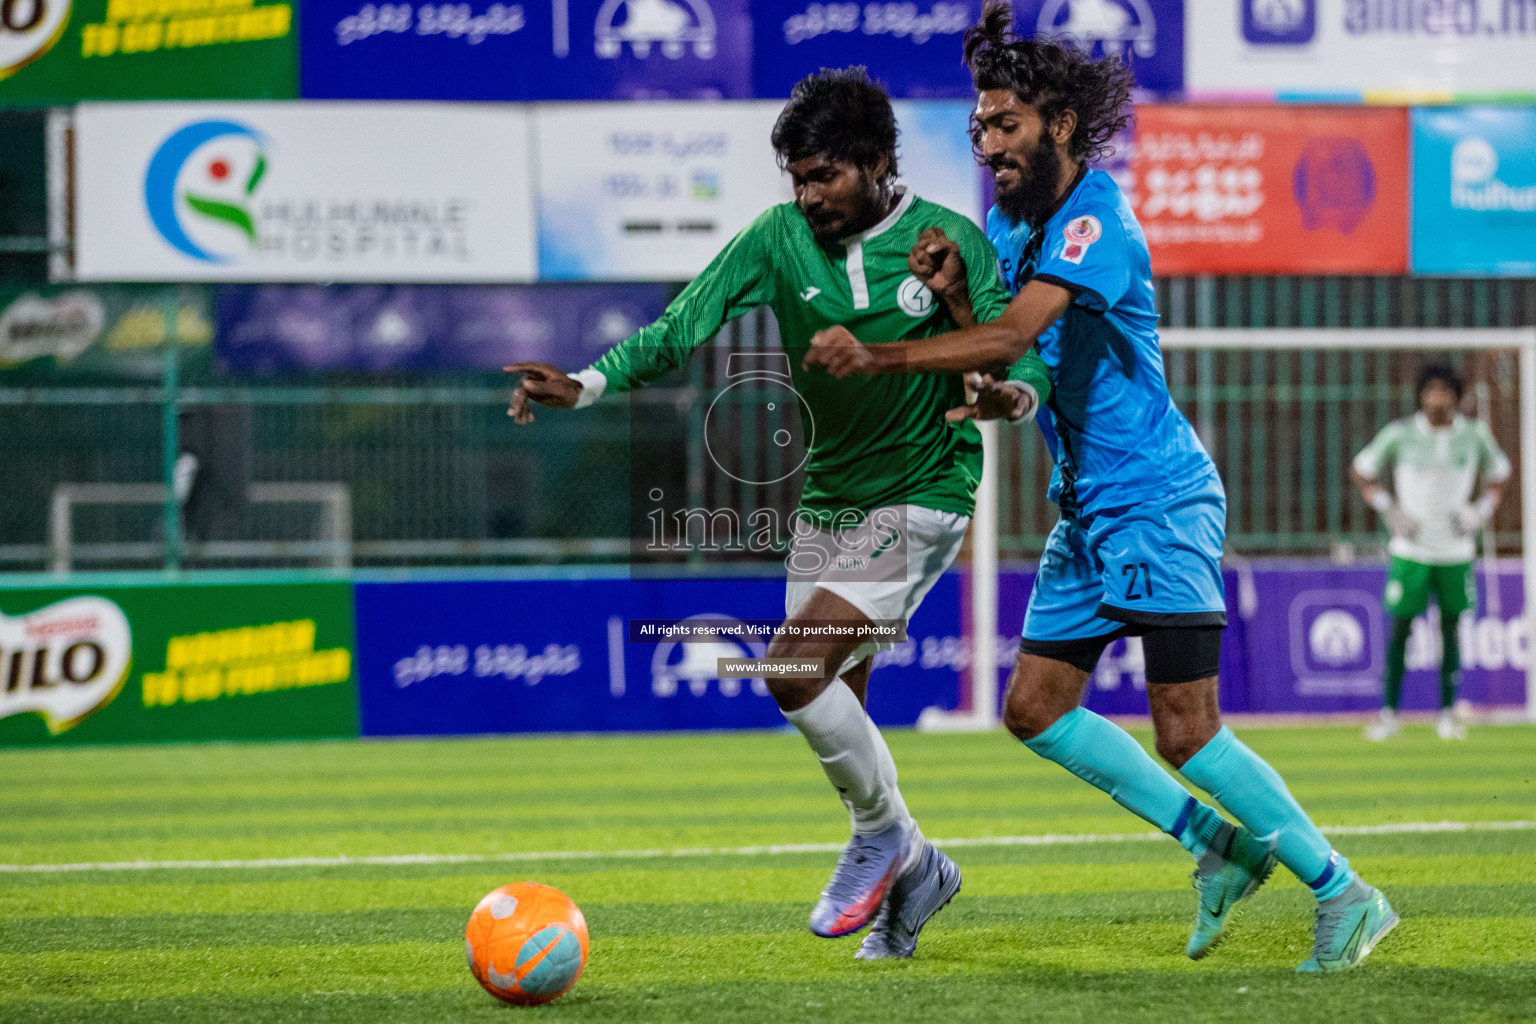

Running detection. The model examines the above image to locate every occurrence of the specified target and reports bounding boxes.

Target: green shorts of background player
[1380,556,1475,723]
[1353,363,1509,742]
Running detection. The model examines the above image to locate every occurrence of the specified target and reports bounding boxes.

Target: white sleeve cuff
[1000,381,1039,423]
[1351,451,1379,478]
[568,368,607,409]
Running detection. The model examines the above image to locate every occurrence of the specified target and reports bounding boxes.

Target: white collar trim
[843,186,915,245]
[1415,411,1463,434]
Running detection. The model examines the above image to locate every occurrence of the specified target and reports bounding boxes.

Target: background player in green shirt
[1352,364,1509,741]
[508,68,1051,959]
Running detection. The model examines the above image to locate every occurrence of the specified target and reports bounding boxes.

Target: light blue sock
[1180,726,1356,901]
[1024,707,1226,857]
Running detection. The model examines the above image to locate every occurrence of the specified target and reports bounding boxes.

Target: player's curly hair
[1418,361,1465,402]
[962,0,1134,163]
[771,67,899,179]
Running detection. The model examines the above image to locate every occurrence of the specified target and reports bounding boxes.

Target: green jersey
[1353,412,1510,565]
[576,189,1052,519]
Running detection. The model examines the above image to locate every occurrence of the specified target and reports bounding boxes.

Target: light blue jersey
[987,168,1214,517]
[989,168,1228,640]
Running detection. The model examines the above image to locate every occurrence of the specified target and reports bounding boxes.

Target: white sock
[864,712,925,872]
[782,680,914,837]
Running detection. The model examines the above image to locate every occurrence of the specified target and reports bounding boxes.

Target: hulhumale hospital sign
[73,102,538,282]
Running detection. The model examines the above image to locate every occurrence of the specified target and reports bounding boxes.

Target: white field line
[2,820,1532,876]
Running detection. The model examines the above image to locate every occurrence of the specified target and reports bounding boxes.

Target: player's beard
[803,177,888,246]
[992,128,1063,228]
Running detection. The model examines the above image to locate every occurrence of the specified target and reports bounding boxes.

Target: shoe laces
[1312,888,1361,953]
[864,899,897,939]
[1312,905,1341,953]
[822,833,889,904]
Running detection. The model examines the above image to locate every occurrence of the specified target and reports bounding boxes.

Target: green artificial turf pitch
[2,724,1533,1023]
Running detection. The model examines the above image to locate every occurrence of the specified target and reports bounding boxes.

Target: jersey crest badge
[896,275,935,318]
[1060,215,1102,265]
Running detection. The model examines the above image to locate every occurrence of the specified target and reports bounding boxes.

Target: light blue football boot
[1297,878,1400,973]
[855,840,962,960]
[808,822,912,938]
[1186,821,1277,959]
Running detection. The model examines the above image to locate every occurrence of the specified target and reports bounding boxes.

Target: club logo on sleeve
[1060,215,1101,265]
[0,596,132,734]
[896,275,935,317]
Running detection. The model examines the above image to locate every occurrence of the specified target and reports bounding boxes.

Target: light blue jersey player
[985,168,1229,646]
[804,2,1398,974]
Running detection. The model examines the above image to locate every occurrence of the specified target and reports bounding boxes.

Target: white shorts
[784,504,970,674]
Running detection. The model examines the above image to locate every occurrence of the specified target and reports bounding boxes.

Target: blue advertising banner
[353,561,1527,738]
[215,284,670,372]
[301,0,752,99]
[751,0,981,98]
[1013,0,1183,96]
[992,562,1526,717]
[1412,108,1536,277]
[988,566,1247,718]
[353,574,965,735]
[1226,562,1527,713]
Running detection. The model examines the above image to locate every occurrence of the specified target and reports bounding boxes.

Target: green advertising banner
[0,0,296,103]
[0,284,212,380]
[0,581,358,745]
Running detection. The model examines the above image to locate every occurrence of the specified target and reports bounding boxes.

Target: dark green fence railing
[2,276,1533,571]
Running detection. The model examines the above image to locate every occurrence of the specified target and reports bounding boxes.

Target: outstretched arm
[802,278,1073,378]
[504,212,776,424]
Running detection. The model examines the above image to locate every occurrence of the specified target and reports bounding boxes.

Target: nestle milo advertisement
[0,582,358,745]
[0,284,213,381]
[0,0,297,104]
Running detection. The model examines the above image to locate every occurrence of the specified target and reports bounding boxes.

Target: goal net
[925,328,1536,731]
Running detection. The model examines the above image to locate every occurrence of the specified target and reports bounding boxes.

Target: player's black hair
[962,0,1134,163]
[771,67,899,179]
[1418,362,1465,402]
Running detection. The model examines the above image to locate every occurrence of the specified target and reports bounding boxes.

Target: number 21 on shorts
[1121,562,1153,601]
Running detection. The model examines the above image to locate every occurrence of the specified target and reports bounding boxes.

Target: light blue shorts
[1022,472,1229,649]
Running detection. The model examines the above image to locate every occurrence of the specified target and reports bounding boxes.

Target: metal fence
[3,276,1534,572]
[999,277,1536,556]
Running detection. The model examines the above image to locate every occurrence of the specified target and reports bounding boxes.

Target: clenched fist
[908,226,967,298]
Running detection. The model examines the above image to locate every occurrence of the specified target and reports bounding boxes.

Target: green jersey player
[508,68,1051,959]
[1352,363,1509,741]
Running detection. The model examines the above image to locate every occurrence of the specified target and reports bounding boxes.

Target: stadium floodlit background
[1,1,1534,1022]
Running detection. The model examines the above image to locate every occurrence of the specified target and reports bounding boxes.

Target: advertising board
[0,581,358,746]
[300,0,751,99]
[74,103,538,282]
[1187,0,1536,102]
[1013,0,1183,95]
[1411,107,1536,277]
[0,285,213,380]
[535,101,788,281]
[0,0,296,103]
[214,283,671,372]
[535,100,981,280]
[752,0,983,98]
[1130,105,1408,275]
[353,575,966,734]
